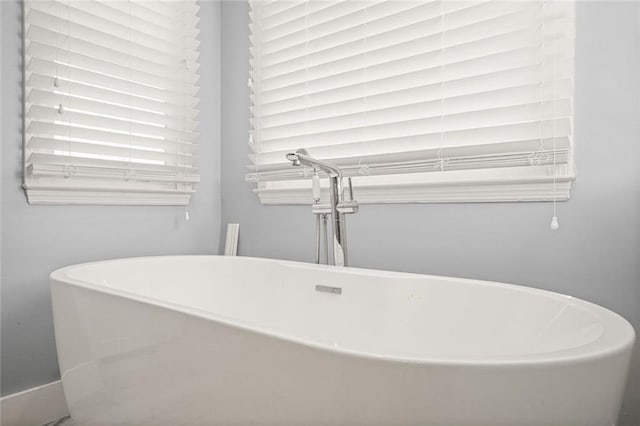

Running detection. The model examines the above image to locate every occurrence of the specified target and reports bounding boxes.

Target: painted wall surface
[0,0,221,396]
[221,1,640,424]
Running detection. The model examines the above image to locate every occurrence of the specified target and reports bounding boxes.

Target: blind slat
[28,152,198,177]
[254,118,572,159]
[258,99,572,143]
[250,135,571,167]
[28,137,196,166]
[27,89,198,131]
[27,104,198,142]
[27,121,197,153]
[259,80,572,129]
[26,56,198,105]
[27,73,199,119]
[259,59,572,113]
[94,0,200,30]
[30,1,200,50]
[26,36,199,89]
[26,6,199,56]
[259,47,569,100]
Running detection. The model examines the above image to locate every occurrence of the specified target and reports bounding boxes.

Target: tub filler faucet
[286,149,358,267]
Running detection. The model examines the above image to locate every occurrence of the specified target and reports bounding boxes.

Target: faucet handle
[312,170,321,202]
[338,177,359,214]
[337,201,359,214]
[312,203,332,215]
[347,177,355,201]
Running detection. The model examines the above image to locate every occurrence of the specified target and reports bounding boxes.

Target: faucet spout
[286,149,342,178]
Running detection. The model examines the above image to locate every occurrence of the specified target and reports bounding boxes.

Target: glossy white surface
[0,381,68,426]
[51,256,635,425]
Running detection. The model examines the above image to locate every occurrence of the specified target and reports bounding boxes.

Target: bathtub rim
[50,255,636,368]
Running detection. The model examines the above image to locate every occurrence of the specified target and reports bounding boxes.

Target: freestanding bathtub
[51,256,634,426]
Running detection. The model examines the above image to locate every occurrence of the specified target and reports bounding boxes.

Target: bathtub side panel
[52,279,631,426]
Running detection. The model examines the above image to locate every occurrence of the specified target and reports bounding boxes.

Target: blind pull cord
[550,0,559,231]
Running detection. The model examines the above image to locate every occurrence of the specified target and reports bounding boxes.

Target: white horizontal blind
[23,0,201,205]
[247,0,575,204]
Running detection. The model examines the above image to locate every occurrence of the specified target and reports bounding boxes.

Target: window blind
[247,0,575,204]
[23,0,200,205]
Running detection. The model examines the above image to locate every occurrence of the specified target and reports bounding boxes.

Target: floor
[44,417,76,426]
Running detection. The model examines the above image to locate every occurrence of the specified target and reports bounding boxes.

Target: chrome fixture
[286,149,342,177]
[286,149,358,267]
[315,284,342,295]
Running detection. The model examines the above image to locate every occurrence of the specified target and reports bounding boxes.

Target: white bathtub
[51,256,634,426]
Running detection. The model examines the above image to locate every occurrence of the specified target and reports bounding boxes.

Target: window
[23,0,200,205]
[247,1,575,204]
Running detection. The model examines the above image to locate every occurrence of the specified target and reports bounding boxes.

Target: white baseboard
[1,381,69,426]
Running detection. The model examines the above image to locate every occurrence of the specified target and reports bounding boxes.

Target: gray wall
[0,0,222,396]
[221,1,640,424]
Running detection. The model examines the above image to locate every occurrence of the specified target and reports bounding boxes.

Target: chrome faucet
[286,149,358,267]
